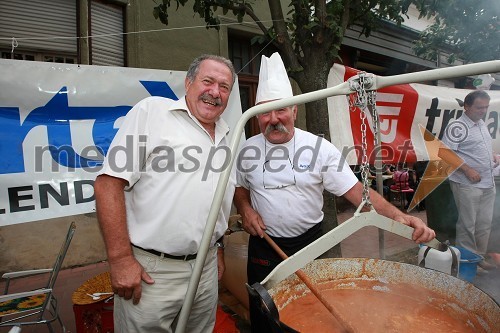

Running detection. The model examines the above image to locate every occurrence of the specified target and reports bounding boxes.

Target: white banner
[328,64,500,165]
[0,59,243,226]
[2,60,498,225]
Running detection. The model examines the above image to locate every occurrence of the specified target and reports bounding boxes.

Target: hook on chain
[348,72,375,110]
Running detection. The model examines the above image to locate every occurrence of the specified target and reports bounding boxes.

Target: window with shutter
[90,0,125,67]
[0,0,77,60]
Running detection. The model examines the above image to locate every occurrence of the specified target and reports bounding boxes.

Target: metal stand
[174,60,500,333]
[260,201,447,289]
[348,72,386,259]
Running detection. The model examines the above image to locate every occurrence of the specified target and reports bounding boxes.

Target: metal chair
[0,222,76,333]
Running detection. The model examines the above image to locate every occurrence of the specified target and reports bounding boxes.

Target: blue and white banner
[0,59,243,226]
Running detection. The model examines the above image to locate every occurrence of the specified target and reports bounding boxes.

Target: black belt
[132,245,197,261]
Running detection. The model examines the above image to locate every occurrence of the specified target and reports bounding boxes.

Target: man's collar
[461,112,483,127]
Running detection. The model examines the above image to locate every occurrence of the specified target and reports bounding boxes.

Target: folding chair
[0,222,76,332]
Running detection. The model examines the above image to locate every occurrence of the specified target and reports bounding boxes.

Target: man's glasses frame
[262,156,296,189]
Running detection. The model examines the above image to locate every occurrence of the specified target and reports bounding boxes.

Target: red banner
[328,64,500,165]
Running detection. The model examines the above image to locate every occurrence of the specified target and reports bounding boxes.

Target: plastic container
[418,245,461,276]
[221,231,250,310]
[214,305,239,333]
[73,300,114,333]
[455,246,483,282]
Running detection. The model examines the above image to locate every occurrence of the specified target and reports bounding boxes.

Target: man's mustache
[200,93,222,106]
[265,123,289,136]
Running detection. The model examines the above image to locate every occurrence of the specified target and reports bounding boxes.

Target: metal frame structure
[260,201,441,289]
[175,60,500,332]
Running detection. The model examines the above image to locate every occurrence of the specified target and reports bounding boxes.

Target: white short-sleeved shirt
[100,96,235,255]
[236,128,358,237]
[441,114,495,189]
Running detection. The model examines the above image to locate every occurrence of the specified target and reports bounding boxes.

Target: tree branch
[225,2,268,35]
[267,0,301,71]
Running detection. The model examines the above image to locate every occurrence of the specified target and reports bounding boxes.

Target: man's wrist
[460,163,472,174]
[215,236,224,250]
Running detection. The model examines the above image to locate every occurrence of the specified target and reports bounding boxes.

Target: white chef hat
[255,52,293,104]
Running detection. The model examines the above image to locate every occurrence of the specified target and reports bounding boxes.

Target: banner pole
[375,60,500,89]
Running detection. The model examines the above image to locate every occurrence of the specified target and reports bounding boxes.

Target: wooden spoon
[263,233,356,333]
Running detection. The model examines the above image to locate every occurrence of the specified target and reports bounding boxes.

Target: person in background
[94,54,237,332]
[382,164,395,175]
[234,52,436,333]
[439,90,500,272]
[390,163,410,191]
[389,162,416,209]
[488,157,500,266]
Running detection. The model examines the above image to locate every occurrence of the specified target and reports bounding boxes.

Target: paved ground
[1,207,498,333]
[474,265,500,305]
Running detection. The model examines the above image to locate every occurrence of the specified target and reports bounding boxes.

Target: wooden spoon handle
[263,233,356,333]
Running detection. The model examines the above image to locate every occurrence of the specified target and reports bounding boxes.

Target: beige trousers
[450,181,496,255]
[113,247,218,333]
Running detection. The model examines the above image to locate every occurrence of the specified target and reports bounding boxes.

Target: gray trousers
[450,181,496,255]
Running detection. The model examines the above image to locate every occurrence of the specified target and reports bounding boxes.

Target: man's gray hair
[186,54,236,86]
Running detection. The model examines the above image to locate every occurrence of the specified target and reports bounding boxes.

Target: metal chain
[368,89,380,189]
[359,103,371,205]
[368,90,379,145]
[348,73,377,206]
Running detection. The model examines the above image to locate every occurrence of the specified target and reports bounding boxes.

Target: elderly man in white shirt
[94,54,236,332]
[234,52,436,333]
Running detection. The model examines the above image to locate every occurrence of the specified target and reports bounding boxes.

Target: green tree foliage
[153,0,420,139]
[413,0,499,64]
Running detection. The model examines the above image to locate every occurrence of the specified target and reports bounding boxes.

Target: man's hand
[392,212,436,244]
[217,248,225,280]
[241,208,267,238]
[464,167,481,183]
[234,187,267,238]
[493,154,500,168]
[109,255,154,305]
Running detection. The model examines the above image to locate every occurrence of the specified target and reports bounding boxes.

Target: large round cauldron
[266,258,499,332]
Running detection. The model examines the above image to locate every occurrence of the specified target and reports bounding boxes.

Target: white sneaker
[476,266,489,276]
[478,260,497,270]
